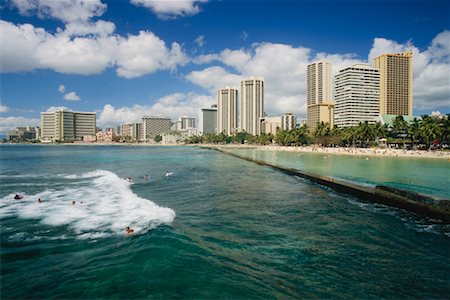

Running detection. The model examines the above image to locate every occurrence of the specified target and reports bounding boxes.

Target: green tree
[154,135,162,143]
[419,115,443,150]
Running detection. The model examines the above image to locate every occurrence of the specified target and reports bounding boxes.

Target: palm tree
[407,118,420,149]
[392,115,409,148]
[419,115,443,150]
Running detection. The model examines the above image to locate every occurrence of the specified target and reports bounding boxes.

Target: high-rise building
[40,110,96,142]
[334,64,380,128]
[240,77,264,135]
[181,117,196,129]
[282,113,296,131]
[199,105,217,135]
[306,61,334,131]
[142,116,171,141]
[217,87,238,135]
[374,50,413,116]
[131,123,142,141]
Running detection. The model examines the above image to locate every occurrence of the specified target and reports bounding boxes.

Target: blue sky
[1,0,449,133]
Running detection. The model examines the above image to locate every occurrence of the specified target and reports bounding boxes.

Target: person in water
[38,198,42,203]
[126,226,134,235]
[14,194,23,200]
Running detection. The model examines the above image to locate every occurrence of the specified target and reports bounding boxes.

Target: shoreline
[201,144,450,160]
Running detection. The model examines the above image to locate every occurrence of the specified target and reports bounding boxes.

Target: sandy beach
[204,144,450,159]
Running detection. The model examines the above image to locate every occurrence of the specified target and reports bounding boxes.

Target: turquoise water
[1,145,449,299]
[228,148,450,199]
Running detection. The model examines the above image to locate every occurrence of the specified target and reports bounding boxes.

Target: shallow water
[227,148,450,199]
[1,145,449,299]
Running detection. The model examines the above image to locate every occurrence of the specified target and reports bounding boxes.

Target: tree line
[186,114,450,150]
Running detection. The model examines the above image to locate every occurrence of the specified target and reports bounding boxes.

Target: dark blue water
[1,145,449,299]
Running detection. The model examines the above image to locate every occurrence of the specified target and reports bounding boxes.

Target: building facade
[142,116,171,141]
[181,117,196,129]
[240,78,264,135]
[306,61,334,131]
[40,110,96,142]
[374,50,413,116]
[334,64,380,128]
[281,113,296,131]
[260,116,282,135]
[217,87,238,135]
[199,106,217,135]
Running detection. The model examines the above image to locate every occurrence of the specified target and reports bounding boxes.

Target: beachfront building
[199,105,217,135]
[130,123,142,141]
[181,117,196,129]
[142,116,171,141]
[306,61,334,131]
[217,87,238,135]
[260,116,282,135]
[7,126,39,141]
[374,50,413,116]
[40,110,96,142]
[240,77,264,135]
[282,113,296,131]
[334,64,380,128]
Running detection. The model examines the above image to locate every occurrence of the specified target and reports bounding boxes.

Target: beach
[203,144,450,159]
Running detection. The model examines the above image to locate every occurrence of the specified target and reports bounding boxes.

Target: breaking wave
[0,170,175,239]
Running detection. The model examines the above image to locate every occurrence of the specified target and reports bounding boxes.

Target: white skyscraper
[217,87,238,135]
[334,64,380,128]
[282,113,296,131]
[40,110,96,142]
[240,77,264,135]
[306,61,334,131]
[142,116,171,141]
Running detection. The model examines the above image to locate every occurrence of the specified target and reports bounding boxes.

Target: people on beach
[14,194,23,200]
[126,226,134,235]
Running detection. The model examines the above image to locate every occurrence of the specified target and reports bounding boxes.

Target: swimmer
[14,194,23,200]
[126,226,134,235]
[38,198,42,203]
[144,174,149,180]
[72,201,76,205]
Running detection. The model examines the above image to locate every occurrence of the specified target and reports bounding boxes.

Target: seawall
[205,146,450,223]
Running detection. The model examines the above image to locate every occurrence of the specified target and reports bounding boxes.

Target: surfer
[38,198,42,203]
[144,174,149,180]
[126,226,134,235]
[14,194,23,200]
[165,171,173,177]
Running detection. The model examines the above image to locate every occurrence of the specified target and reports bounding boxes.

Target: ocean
[1,145,449,299]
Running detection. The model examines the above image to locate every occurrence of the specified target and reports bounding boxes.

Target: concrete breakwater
[206,146,450,223]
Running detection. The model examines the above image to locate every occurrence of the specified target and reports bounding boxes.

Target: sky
[0,0,449,133]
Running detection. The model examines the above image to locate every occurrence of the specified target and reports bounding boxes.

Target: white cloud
[115,31,189,78]
[97,92,214,128]
[195,35,205,47]
[130,0,207,19]
[58,84,65,93]
[63,91,81,101]
[46,106,71,112]
[0,104,9,113]
[10,0,107,23]
[0,20,188,78]
[186,66,241,91]
[0,116,39,134]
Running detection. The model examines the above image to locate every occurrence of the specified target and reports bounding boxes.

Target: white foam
[0,170,175,239]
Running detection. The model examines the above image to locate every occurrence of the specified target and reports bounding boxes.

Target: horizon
[1,0,449,134]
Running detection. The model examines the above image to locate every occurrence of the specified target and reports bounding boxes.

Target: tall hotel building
[240,77,264,135]
[142,116,171,141]
[217,87,238,135]
[282,112,296,131]
[199,105,217,135]
[334,64,380,128]
[374,50,413,116]
[40,110,96,142]
[306,61,334,131]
